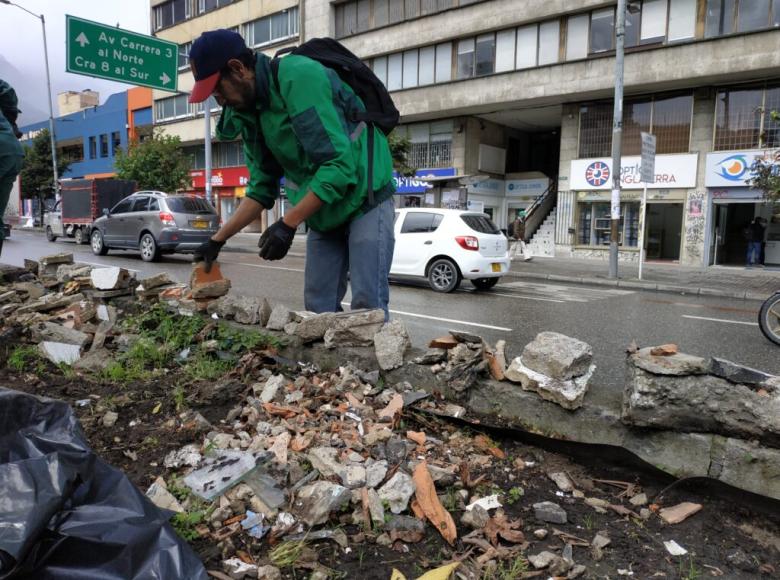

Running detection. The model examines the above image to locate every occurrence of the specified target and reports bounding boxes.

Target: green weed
[583,513,594,531]
[170,510,205,541]
[269,539,308,568]
[182,354,232,381]
[482,556,528,580]
[679,556,702,580]
[506,486,524,505]
[7,345,42,372]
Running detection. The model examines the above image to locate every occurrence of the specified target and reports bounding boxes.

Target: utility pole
[204,96,213,205]
[2,1,59,198]
[609,0,627,279]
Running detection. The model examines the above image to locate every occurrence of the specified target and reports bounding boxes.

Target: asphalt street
[3,230,778,407]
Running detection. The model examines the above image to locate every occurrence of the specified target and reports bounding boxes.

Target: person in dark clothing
[746,216,766,266]
[0,79,24,257]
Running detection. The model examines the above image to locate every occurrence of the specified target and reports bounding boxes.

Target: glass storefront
[577,202,640,247]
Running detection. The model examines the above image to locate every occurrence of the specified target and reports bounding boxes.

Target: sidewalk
[223,233,779,299]
[506,256,779,300]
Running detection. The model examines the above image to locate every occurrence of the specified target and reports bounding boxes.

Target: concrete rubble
[2,257,779,578]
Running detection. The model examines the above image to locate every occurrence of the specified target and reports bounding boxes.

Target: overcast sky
[0,0,150,125]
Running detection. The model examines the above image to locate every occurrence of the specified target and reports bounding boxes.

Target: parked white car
[390,208,510,292]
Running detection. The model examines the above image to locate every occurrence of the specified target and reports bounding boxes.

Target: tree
[387,131,416,177]
[115,129,192,192]
[748,110,780,203]
[19,128,70,200]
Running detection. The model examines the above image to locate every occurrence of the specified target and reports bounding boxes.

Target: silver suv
[90,191,219,262]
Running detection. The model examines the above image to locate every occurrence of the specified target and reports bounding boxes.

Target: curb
[503,269,763,300]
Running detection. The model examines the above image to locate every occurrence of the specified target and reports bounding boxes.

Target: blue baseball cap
[188,29,247,104]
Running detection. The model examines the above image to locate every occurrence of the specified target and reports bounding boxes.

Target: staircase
[526,209,556,257]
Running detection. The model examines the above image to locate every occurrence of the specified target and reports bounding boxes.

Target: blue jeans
[304,198,395,319]
[747,241,762,265]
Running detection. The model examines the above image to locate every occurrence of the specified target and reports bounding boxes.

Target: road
[3,230,778,405]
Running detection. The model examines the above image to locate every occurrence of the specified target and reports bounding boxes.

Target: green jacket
[0,80,24,158]
[217,53,395,232]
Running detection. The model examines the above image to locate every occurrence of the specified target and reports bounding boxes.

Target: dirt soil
[2,351,779,580]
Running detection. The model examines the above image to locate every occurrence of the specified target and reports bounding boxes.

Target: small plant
[7,345,41,372]
[269,539,308,568]
[484,556,528,580]
[506,486,524,505]
[101,361,148,383]
[679,556,702,580]
[441,488,459,511]
[172,384,186,411]
[583,513,594,531]
[170,510,205,541]
[57,362,77,379]
[183,354,233,381]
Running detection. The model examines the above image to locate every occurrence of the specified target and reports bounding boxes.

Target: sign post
[638,132,656,280]
[66,15,178,92]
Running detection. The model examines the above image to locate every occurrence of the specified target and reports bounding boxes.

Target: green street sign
[66,15,178,92]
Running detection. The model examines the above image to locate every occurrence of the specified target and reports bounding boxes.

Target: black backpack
[271,38,400,205]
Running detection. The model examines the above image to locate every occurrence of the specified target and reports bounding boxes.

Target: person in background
[511,211,532,262]
[0,79,24,257]
[746,216,766,267]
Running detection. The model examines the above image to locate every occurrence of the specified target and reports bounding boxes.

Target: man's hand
[194,238,225,272]
[258,219,296,261]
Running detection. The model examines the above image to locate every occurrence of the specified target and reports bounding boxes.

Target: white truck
[44,179,135,244]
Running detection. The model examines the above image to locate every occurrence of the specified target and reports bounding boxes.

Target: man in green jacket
[0,79,24,256]
[191,30,396,318]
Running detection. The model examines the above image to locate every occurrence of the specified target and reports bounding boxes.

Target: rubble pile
[1,257,778,578]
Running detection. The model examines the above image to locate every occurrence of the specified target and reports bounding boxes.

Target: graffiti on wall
[684,191,706,260]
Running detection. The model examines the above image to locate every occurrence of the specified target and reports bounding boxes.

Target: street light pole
[609,0,627,279]
[1,1,60,198]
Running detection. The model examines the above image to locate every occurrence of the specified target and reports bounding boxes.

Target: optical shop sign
[570,154,697,190]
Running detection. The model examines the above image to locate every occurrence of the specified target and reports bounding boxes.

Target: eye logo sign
[715,154,749,181]
[585,161,610,187]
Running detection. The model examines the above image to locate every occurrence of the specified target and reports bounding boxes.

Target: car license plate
[491,263,501,272]
[191,220,208,229]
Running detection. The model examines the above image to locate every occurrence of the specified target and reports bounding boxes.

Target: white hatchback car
[391,208,510,292]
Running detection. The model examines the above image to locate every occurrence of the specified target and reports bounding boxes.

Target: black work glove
[11,122,22,140]
[194,238,225,272]
[258,219,296,261]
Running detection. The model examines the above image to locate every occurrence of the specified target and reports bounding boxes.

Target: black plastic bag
[0,388,207,579]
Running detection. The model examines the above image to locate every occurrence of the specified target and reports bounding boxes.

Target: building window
[111,131,121,156]
[89,136,96,159]
[215,141,244,167]
[244,7,299,48]
[183,145,206,169]
[435,43,452,82]
[667,0,697,41]
[590,8,614,53]
[153,0,189,31]
[714,84,780,150]
[706,0,778,37]
[538,20,560,65]
[578,202,639,247]
[516,25,538,69]
[475,33,495,76]
[566,13,589,60]
[640,0,668,43]
[155,94,191,121]
[456,38,475,79]
[419,45,435,85]
[99,134,109,158]
[495,29,516,72]
[373,56,388,86]
[335,0,488,39]
[396,120,453,168]
[178,41,192,70]
[60,142,84,164]
[579,93,693,157]
[198,0,233,15]
[403,49,418,88]
[387,53,403,90]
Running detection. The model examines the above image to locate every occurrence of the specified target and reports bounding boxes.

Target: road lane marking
[682,314,757,326]
[237,262,306,273]
[339,302,511,332]
[489,292,566,303]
